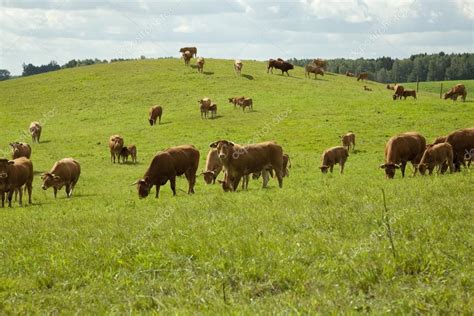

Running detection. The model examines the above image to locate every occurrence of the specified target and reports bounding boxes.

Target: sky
[0,0,473,75]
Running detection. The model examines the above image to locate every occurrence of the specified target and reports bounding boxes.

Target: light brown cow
[120,145,137,164]
[319,146,349,174]
[234,59,243,75]
[237,98,253,112]
[209,103,217,118]
[201,148,223,184]
[380,132,426,178]
[196,57,205,73]
[402,89,417,99]
[41,158,81,198]
[149,105,163,126]
[444,84,467,102]
[10,142,31,159]
[133,145,199,198]
[182,51,192,66]
[305,64,324,79]
[418,143,454,175]
[252,153,291,179]
[446,127,474,171]
[29,121,42,143]
[357,72,368,82]
[228,96,245,109]
[340,132,356,152]
[209,140,284,191]
[0,157,33,207]
[179,47,197,57]
[199,98,212,119]
[393,84,404,100]
[109,135,124,163]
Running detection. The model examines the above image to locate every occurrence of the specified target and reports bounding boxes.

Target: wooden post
[440,83,443,99]
[416,76,419,93]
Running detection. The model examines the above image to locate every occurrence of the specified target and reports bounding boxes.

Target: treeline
[289,52,474,83]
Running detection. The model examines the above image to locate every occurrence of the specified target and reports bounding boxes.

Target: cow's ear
[7,160,14,165]
[228,141,235,147]
[209,141,219,148]
[394,164,400,169]
[379,164,386,169]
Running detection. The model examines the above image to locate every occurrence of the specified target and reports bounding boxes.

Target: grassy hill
[402,79,474,96]
[0,59,472,314]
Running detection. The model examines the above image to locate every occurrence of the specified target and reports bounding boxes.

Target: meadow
[0,59,473,314]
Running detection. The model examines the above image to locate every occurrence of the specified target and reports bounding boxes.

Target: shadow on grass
[156,121,172,125]
[203,71,214,76]
[242,74,254,80]
[37,140,51,144]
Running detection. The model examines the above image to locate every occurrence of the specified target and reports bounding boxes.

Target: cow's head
[201,171,215,184]
[443,92,451,100]
[217,178,233,192]
[133,177,151,198]
[0,158,13,179]
[41,173,63,190]
[379,163,400,179]
[228,98,234,103]
[210,140,235,160]
[149,118,154,126]
[319,165,329,174]
[417,163,428,175]
[392,94,398,100]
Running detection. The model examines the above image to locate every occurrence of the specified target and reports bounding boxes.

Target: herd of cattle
[0,50,472,207]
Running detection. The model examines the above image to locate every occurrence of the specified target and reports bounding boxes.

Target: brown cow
[201,148,223,184]
[196,57,205,73]
[182,51,192,66]
[402,89,417,99]
[253,153,291,179]
[305,64,324,79]
[29,121,42,143]
[199,98,212,119]
[432,135,447,144]
[444,84,467,102]
[386,84,395,90]
[363,86,372,91]
[133,145,199,198]
[0,157,33,207]
[209,103,217,119]
[120,145,137,164]
[340,132,355,152]
[228,96,245,109]
[41,158,81,198]
[179,47,197,57]
[393,84,404,100]
[267,59,294,76]
[10,142,31,159]
[109,135,124,163]
[346,71,355,77]
[149,105,163,126]
[237,98,253,112]
[234,59,243,75]
[209,140,284,191]
[357,72,368,82]
[445,127,474,171]
[319,146,349,174]
[418,143,454,175]
[380,132,426,178]
[312,59,327,69]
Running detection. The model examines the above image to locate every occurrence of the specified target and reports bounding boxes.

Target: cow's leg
[170,177,176,196]
[65,183,72,198]
[155,184,161,198]
[1,192,4,207]
[330,165,334,173]
[262,170,271,188]
[340,162,345,174]
[232,176,242,192]
[26,183,32,204]
[400,162,407,177]
[7,190,13,207]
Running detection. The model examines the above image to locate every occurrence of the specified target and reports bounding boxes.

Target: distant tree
[0,69,11,81]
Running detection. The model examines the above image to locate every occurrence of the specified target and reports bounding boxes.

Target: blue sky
[1,0,473,75]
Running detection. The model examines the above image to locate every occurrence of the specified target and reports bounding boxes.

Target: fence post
[416,76,419,93]
[440,83,443,99]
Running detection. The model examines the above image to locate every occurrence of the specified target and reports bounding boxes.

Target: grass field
[0,59,473,314]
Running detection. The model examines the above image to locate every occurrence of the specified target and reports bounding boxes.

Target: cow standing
[179,47,197,57]
[340,132,356,152]
[41,158,81,198]
[29,121,42,143]
[196,57,205,73]
[305,64,324,79]
[199,98,212,119]
[267,59,294,76]
[149,105,163,126]
[319,146,349,174]
[234,60,243,75]
[109,135,124,163]
[10,142,31,159]
[0,157,33,207]
[357,72,368,82]
[444,84,467,102]
[182,51,192,66]
[418,143,454,175]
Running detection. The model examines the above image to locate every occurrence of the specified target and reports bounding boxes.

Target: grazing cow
[120,145,137,164]
[209,140,284,191]
[393,84,404,100]
[253,153,291,179]
[444,84,467,102]
[133,145,199,198]
[267,59,294,76]
[445,127,474,171]
[209,103,217,118]
[386,84,395,90]
[319,146,349,174]
[228,96,245,109]
[41,158,81,198]
[357,72,368,82]
[0,157,33,207]
[305,64,324,79]
[402,89,417,99]
[196,57,205,73]
[182,51,192,66]
[346,71,355,77]
[432,135,447,144]
[149,105,163,126]
[199,98,212,119]
[363,86,372,91]
[237,98,253,112]
[29,121,42,143]
[340,132,356,152]
[201,148,223,184]
[10,142,31,159]
[380,132,426,179]
[234,59,243,75]
[109,135,124,163]
[418,143,454,175]
[179,47,197,57]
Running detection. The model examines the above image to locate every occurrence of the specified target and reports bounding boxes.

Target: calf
[380,132,426,178]
[29,121,42,143]
[253,153,291,179]
[201,148,223,184]
[149,105,163,125]
[41,158,81,198]
[133,145,199,198]
[199,98,212,119]
[402,89,417,99]
[10,142,31,159]
[319,146,349,174]
[228,96,245,109]
[418,143,454,175]
[305,64,324,79]
[196,57,205,73]
[237,98,253,112]
[182,51,192,66]
[120,145,137,163]
[234,59,243,75]
[0,157,33,207]
[340,132,355,152]
[109,135,124,163]
[209,103,217,119]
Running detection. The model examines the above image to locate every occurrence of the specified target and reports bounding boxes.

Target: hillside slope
[0,59,473,314]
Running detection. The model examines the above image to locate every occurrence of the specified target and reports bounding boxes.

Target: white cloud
[454,0,474,19]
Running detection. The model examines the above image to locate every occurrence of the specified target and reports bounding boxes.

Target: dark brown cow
[0,157,33,207]
[357,72,368,82]
[201,148,223,184]
[267,59,294,76]
[209,140,284,191]
[10,142,31,159]
[120,145,137,164]
[380,132,426,178]
[237,98,253,111]
[29,121,42,143]
[109,135,124,163]
[402,89,417,99]
[444,84,467,102]
[133,145,199,198]
[179,47,197,57]
[340,132,355,152]
[182,51,192,66]
[41,158,81,198]
[393,84,404,100]
[305,64,324,79]
[228,96,245,109]
[149,105,163,125]
[446,127,474,171]
[432,135,447,144]
[319,146,349,174]
[418,143,454,175]
[196,57,205,73]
